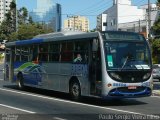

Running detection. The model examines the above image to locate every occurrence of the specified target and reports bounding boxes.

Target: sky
[17,0,157,30]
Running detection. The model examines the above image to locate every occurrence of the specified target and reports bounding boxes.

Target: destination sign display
[102,32,144,41]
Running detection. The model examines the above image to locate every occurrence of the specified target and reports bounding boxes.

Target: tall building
[97,0,159,38]
[97,0,144,31]
[64,16,89,32]
[29,0,61,32]
[0,0,13,24]
[118,4,160,38]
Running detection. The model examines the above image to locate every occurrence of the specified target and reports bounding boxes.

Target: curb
[152,90,160,96]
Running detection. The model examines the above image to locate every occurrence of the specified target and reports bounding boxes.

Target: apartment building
[64,16,89,32]
[0,0,12,24]
[30,0,61,32]
[97,0,160,38]
[97,0,144,31]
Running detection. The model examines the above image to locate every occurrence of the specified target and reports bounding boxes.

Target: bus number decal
[113,83,127,87]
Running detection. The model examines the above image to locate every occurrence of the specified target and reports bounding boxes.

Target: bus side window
[38,44,49,62]
[74,41,89,63]
[31,46,38,61]
[61,42,73,62]
[15,47,21,62]
[49,43,60,62]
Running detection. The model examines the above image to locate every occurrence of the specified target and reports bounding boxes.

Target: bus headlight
[110,72,121,80]
[143,73,151,80]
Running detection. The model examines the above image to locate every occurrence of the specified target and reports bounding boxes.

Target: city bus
[4,31,153,100]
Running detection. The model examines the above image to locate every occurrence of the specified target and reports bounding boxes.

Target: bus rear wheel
[70,81,81,101]
[17,73,24,89]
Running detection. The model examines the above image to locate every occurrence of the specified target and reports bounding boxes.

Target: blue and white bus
[4,31,153,100]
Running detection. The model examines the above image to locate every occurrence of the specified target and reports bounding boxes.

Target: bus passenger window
[30,46,39,63]
[61,42,73,62]
[39,47,48,61]
[15,47,21,61]
[49,43,60,62]
[73,53,82,63]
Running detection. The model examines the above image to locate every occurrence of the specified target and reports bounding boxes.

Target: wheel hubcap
[72,83,79,97]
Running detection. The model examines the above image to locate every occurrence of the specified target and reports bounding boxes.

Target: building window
[113,19,116,25]
[111,22,113,26]
[103,22,107,26]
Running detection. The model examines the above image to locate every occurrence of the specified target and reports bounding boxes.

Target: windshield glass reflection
[104,41,151,70]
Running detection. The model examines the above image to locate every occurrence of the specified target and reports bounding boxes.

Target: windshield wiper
[120,55,136,71]
[121,56,129,71]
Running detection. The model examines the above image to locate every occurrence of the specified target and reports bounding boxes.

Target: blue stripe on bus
[16,38,43,45]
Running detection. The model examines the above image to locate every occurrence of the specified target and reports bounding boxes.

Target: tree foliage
[157,0,160,7]
[151,0,160,63]
[9,23,53,41]
[0,0,16,40]
[0,2,53,41]
[152,39,160,63]
[18,7,28,24]
[152,17,160,36]
[152,0,160,35]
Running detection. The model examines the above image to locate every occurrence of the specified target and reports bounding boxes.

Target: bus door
[90,39,102,95]
[4,48,14,82]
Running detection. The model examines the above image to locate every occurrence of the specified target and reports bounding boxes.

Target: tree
[18,7,28,24]
[152,0,160,36]
[157,0,160,7]
[0,0,16,40]
[151,0,160,63]
[152,18,160,36]
[152,39,160,63]
[9,23,53,41]
[0,2,53,41]
[28,16,34,24]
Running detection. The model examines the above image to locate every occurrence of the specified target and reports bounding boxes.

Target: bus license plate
[128,86,137,89]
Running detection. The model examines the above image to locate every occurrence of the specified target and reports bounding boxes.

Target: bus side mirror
[92,39,98,52]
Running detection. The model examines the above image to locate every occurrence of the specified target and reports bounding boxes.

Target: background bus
[4,31,153,100]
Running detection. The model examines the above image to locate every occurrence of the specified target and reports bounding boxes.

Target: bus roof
[6,31,99,47]
[6,31,144,47]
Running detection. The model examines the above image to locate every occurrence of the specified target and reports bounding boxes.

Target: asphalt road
[0,80,159,120]
[0,64,160,120]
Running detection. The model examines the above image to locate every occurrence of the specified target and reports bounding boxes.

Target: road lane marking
[53,117,67,120]
[0,88,158,117]
[0,104,36,114]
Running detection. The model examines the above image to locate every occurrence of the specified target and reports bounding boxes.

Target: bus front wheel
[70,81,81,101]
[17,73,24,89]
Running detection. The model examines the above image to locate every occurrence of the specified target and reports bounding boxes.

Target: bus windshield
[104,41,151,70]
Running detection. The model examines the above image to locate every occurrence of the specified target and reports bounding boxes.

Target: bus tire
[17,73,24,89]
[69,81,81,101]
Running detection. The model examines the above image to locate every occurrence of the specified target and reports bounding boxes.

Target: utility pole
[139,19,141,33]
[16,0,18,32]
[148,0,151,41]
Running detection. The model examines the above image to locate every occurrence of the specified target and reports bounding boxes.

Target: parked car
[152,64,160,81]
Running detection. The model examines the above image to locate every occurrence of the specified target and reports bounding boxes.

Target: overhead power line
[74,0,107,14]
[74,0,112,15]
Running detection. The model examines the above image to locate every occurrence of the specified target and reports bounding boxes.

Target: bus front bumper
[103,87,152,99]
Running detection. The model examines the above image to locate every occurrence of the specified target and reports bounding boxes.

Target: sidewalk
[153,81,160,96]
[153,90,160,96]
